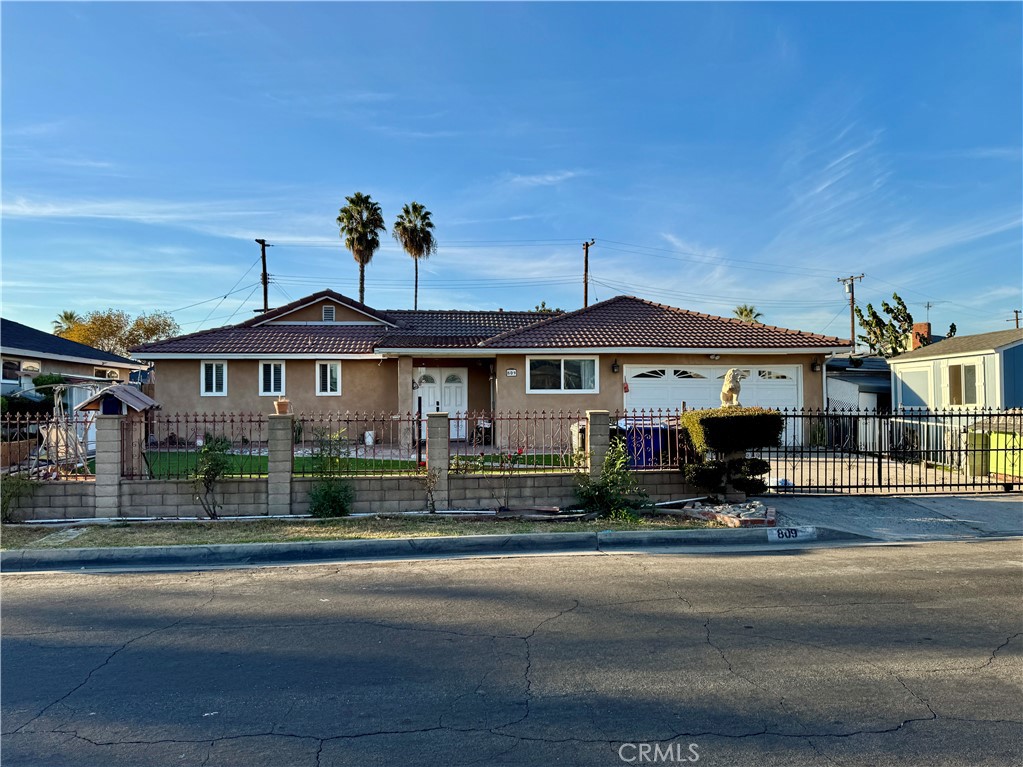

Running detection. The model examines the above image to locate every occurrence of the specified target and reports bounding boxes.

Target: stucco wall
[152,358,400,414]
[494,353,825,412]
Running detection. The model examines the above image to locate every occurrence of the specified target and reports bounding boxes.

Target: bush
[680,407,784,455]
[308,477,355,518]
[575,437,648,519]
[1,474,39,522]
[192,437,232,519]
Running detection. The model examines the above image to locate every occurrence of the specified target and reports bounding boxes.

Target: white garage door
[624,365,802,413]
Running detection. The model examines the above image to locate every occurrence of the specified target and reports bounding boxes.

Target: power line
[167,282,262,313]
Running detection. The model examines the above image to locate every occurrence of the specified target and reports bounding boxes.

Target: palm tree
[337,192,385,304]
[53,310,82,336]
[733,304,763,324]
[392,202,437,310]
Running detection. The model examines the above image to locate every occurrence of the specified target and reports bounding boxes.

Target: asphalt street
[3,540,1021,767]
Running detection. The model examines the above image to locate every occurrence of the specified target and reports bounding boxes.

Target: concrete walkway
[772,493,1023,542]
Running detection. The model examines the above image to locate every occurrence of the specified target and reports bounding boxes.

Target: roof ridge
[480,295,628,346]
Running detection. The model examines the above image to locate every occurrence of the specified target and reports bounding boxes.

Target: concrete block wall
[5,411,696,521]
[120,479,267,517]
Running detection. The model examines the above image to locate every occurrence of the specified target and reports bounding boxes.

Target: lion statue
[720,368,746,408]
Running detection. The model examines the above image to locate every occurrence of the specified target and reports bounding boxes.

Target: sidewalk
[772,493,1023,542]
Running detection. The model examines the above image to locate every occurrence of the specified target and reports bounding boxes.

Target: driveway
[772,493,1023,541]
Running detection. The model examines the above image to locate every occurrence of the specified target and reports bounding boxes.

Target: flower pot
[273,398,291,415]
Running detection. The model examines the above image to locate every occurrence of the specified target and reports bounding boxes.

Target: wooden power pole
[583,239,595,307]
[254,239,272,313]
[837,274,864,350]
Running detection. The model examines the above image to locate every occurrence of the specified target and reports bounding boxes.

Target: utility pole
[837,274,864,351]
[1009,309,1022,329]
[254,239,273,313]
[924,301,934,322]
[582,239,595,308]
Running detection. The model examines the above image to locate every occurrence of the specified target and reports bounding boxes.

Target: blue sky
[3,1,1021,344]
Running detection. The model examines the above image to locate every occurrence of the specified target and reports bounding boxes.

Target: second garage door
[623,365,802,412]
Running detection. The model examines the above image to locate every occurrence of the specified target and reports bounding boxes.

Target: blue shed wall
[1003,345,1023,408]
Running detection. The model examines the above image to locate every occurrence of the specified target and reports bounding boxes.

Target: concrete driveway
[772,493,1023,542]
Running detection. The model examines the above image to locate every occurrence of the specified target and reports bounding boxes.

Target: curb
[0,527,873,573]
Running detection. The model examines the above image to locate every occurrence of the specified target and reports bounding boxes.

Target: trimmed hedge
[680,407,784,455]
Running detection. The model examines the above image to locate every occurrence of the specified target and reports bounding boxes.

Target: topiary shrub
[680,409,781,497]
[680,407,784,454]
[308,477,355,518]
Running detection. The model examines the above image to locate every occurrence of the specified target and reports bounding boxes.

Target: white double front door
[416,367,469,440]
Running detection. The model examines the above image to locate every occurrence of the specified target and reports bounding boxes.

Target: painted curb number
[768,526,818,543]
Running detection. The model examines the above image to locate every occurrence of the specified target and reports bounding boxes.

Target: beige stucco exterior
[492,352,826,412]
[152,358,400,414]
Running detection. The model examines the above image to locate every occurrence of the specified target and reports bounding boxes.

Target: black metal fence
[752,408,1022,494]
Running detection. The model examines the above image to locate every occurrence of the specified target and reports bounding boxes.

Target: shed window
[948,364,978,406]
[201,361,227,396]
[260,361,285,396]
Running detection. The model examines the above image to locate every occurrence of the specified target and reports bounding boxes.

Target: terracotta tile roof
[133,325,385,355]
[382,310,543,348]
[481,296,849,349]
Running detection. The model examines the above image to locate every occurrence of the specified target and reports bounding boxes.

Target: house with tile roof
[1,318,147,402]
[889,328,1023,409]
[132,290,849,433]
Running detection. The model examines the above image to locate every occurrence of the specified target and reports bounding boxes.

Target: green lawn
[1,515,713,549]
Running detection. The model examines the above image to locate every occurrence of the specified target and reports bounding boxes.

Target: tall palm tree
[733,304,763,324]
[53,310,82,336]
[337,192,385,304]
[392,202,437,310]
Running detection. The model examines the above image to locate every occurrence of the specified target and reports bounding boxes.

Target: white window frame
[316,361,342,396]
[946,361,980,407]
[525,356,599,394]
[259,360,286,397]
[322,305,336,322]
[200,360,227,397]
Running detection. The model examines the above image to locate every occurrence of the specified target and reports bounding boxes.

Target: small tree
[192,436,232,519]
[733,304,763,324]
[854,293,916,358]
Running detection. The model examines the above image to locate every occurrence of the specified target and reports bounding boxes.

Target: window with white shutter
[200,361,227,396]
[316,361,341,396]
[259,361,285,396]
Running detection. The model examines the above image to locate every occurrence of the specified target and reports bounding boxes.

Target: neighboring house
[1,318,148,410]
[826,354,892,411]
[132,290,848,427]
[889,328,1023,410]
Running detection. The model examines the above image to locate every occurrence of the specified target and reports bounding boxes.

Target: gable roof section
[1,318,144,368]
[132,324,385,356]
[890,328,1023,363]
[481,296,848,351]
[241,289,395,327]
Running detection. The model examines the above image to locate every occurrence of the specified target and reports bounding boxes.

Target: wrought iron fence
[752,408,1022,494]
[121,412,268,480]
[448,410,587,474]
[1,413,97,480]
[293,411,421,477]
[610,409,696,470]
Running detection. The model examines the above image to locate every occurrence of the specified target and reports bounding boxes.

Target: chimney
[911,322,931,350]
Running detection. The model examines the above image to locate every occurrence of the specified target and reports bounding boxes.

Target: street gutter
[0,527,872,573]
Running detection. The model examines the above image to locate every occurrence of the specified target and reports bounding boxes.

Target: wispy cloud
[505,170,581,187]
